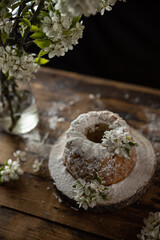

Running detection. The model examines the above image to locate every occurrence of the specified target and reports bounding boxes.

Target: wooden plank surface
[0,207,106,240]
[0,67,160,240]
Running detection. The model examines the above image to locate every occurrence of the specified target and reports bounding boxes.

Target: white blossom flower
[45,43,66,58]
[32,159,43,172]
[0,159,23,183]
[102,126,138,158]
[53,0,100,17]
[13,150,27,162]
[99,0,117,15]
[42,10,84,59]
[137,212,160,240]
[34,0,50,10]
[72,175,108,210]
[0,18,13,34]
[0,46,39,81]
[53,0,119,17]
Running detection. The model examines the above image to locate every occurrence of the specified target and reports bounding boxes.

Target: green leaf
[72,184,77,188]
[21,5,32,17]
[30,31,46,39]
[8,75,14,81]
[94,173,102,184]
[126,137,130,140]
[35,58,49,65]
[125,148,130,158]
[40,11,48,17]
[1,31,8,45]
[71,16,81,28]
[38,50,47,58]
[30,25,39,32]
[48,3,54,12]
[128,142,138,147]
[33,39,51,49]
[101,194,108,200]
[4,11,12,19]
[11,2,21,11]
[0,165,4,171]
[21,18,31,27]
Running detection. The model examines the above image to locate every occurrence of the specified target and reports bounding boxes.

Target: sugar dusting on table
[23,130,51,159]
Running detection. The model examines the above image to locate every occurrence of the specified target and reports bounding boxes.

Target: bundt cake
[63,111,136,186]
[49,110,156,210]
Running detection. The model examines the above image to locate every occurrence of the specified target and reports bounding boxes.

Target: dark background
[46,0,160,89]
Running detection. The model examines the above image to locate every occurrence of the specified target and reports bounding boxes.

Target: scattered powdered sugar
[140,108,160,141]
[47,102,66,130]
[53,191,63,203]
[26,140,51,159]
[88,93,105,112]
[23,130,41,142]
[23,130,51,159]
[46,94,105,131]
[124,93,130,99]
[89,93,101,99]
[57,117,65,122]
[48,102,66,116]
[89,94,95,99]
[134,97,140,103]
[49,116,61,130]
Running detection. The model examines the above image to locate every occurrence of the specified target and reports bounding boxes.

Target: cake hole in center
[86,123,109,143]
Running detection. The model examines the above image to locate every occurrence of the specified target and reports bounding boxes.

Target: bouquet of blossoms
[0,0,122,133]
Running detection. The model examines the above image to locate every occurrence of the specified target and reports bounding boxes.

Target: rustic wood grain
[0,67,160,240]
[0,174,146,239]
[0,207,107,240]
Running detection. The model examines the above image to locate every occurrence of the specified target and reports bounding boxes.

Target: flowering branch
[0,159,23,183]
[102,127,138,158]
[72,174,108,210]
[0,71,17,129]
[20,0,45,49]
[137,212,160,240]
[0,150,26,184]
[6,1,26,46]
[0,0,123,133]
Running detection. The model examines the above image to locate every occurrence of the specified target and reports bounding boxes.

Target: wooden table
[0,67,160,240]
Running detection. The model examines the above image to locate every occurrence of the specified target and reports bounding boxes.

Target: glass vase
[0,82,39,135]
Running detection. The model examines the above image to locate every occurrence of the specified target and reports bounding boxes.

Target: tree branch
[6,1,26,46]
[20,0,45,48]
[0,71,15,126]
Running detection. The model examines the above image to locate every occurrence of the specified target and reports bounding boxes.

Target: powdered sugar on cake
[63,111,135,185]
